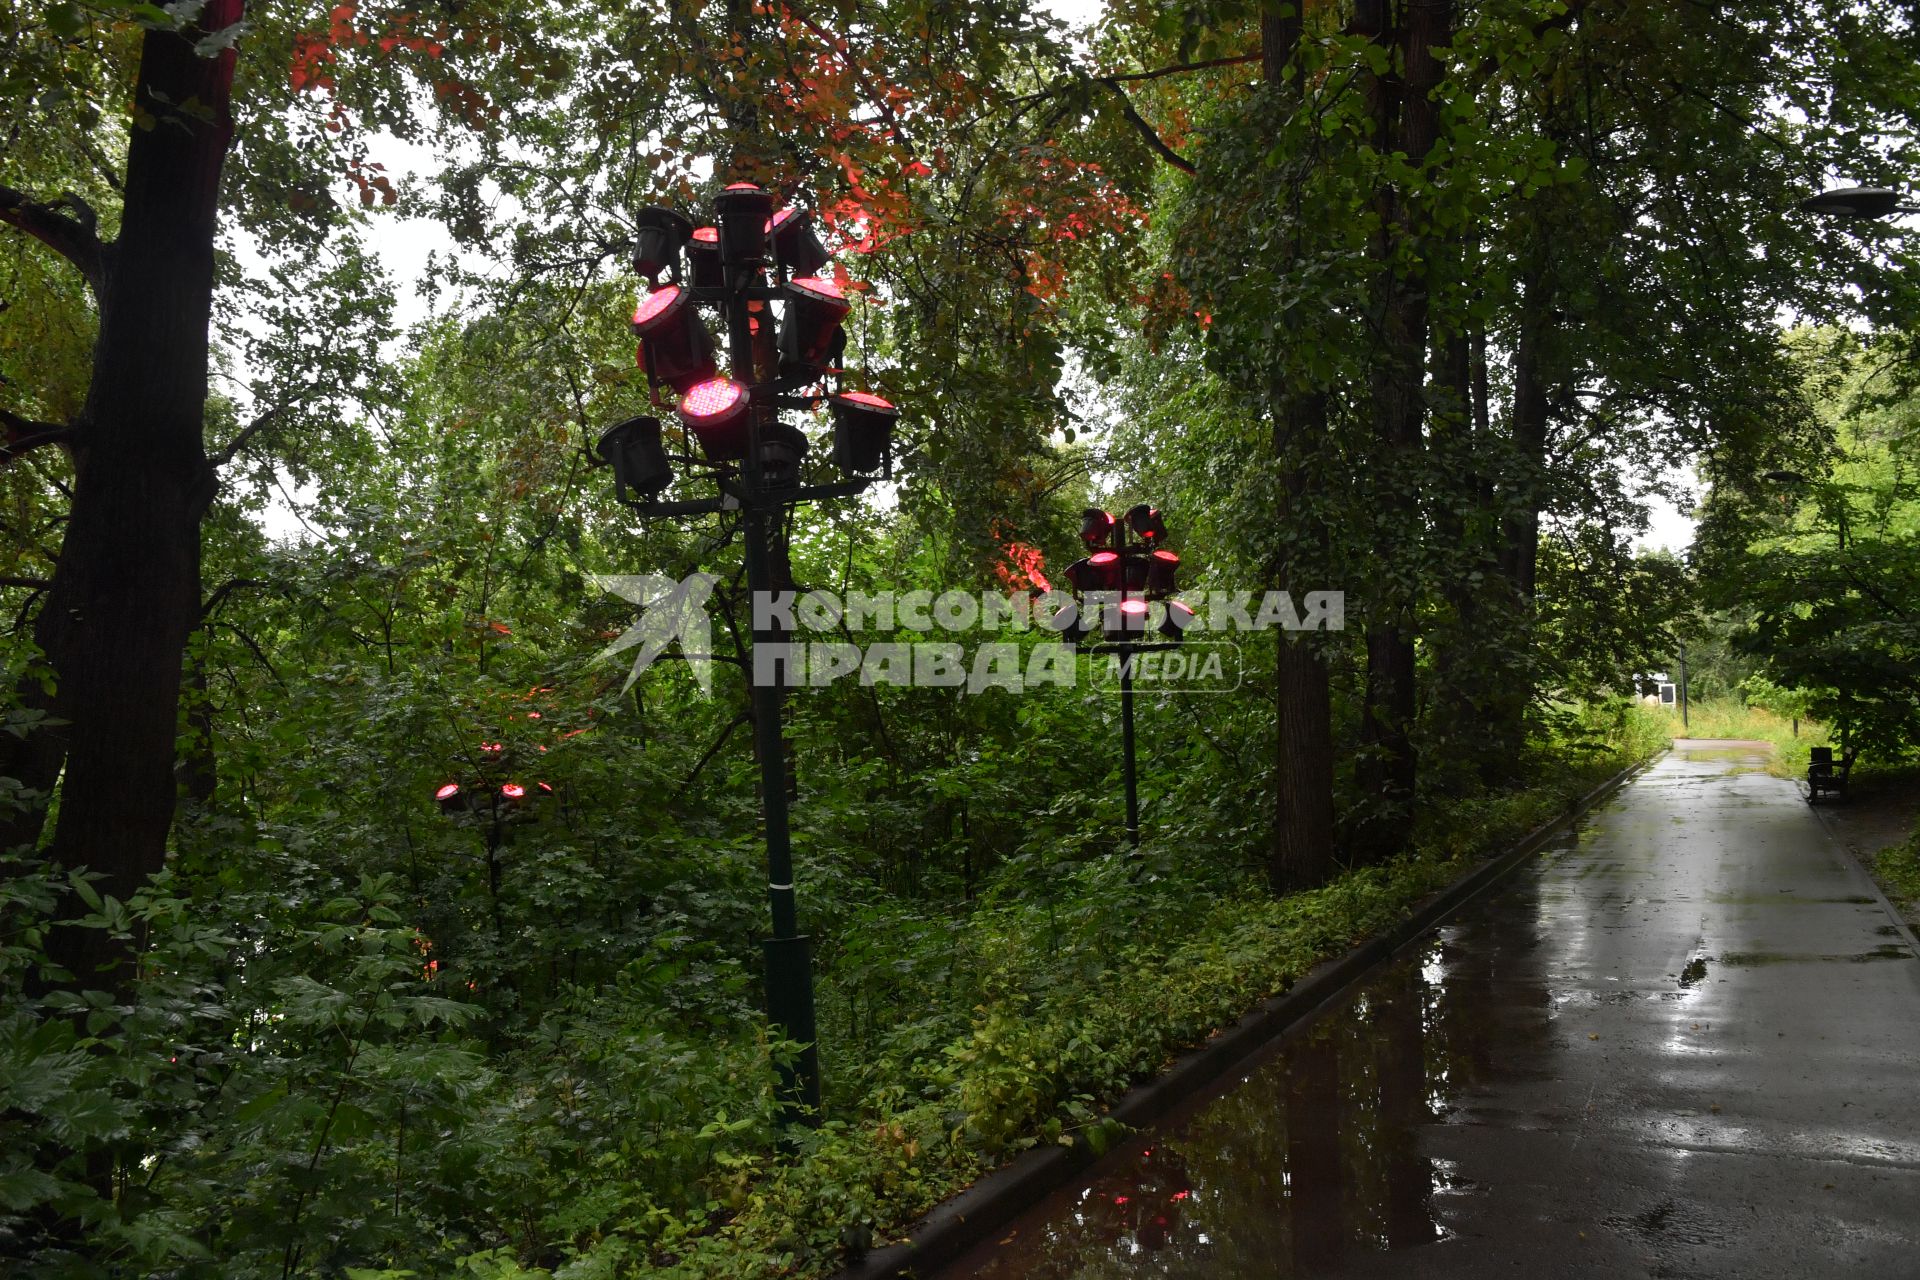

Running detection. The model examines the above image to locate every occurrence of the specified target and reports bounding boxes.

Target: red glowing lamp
[677,377,752,462]
[630,285,717,394]
[1065,552,1121,594]
[1105,595,1150,639]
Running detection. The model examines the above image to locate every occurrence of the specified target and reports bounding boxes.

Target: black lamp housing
[1046,599,1089,645]
[1798,186,1907,219]
[1080,508,1115,547]
[1065,551,1122,594]
[633,206,694,283]
[771,208,832,276]
[829,391,898,475]
[597,415,673,498]
[780,276,852,377]
[1145,549,1179,599]
[757,419,811,489]
[1127,503,1168,544]
[714,182,777,267]
[1158,599,1195,640]
[688,226,724,288]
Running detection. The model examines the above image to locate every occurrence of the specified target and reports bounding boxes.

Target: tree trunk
[1482,259,1555,766]
[1262,3,1336,896]
[1355,0,1452,861]
[1271,398,1336,894]
[1500,271,1552,600]
[37,3,242,987]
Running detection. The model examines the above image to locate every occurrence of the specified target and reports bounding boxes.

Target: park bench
[1806,746,1854,804]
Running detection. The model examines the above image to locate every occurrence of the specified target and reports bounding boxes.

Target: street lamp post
[1055,505,1193,848]
[594,184,900,1125]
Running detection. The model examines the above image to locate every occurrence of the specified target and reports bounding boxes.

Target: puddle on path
[945,873,1562,1279]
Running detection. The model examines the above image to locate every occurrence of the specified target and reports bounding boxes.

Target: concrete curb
[1808,797,1920,957]
[831,752,1660,1280]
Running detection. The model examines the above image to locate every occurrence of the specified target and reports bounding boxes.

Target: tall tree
[1262,4,1336,891]
[1,1,245,984]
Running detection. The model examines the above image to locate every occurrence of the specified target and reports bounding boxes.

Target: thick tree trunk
[1273,628,1335,891]
[1262,4,1336,896]
[1426,308,1516,787]
[37,3,242,987]
[1482,261,1554,767]
[1500,274,1553,600]
[1355,0,1452,862]
[1271,397,1336,894]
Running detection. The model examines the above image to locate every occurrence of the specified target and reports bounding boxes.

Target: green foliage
[1876,833,1920,907]
[1697,331,1920,762]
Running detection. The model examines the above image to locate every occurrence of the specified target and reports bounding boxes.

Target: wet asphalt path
[939,742,1920,1279]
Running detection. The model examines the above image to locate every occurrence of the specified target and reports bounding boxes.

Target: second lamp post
[1056,504,1194,847]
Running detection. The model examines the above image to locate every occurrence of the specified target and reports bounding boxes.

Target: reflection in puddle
[952,877,1558,1279]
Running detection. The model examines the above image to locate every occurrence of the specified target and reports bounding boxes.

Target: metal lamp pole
[1059,505,1188,849]
[595,187,899,1125]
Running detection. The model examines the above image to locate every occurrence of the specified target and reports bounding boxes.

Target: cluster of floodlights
[592,186,901,501]
[1052,504,1195,642]
[435,743,553,816]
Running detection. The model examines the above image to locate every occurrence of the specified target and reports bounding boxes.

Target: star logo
[591,573,719,693]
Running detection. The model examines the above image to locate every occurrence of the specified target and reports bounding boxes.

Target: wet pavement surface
[939,742,1920,1279]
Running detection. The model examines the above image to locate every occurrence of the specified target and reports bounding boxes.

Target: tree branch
[0,408,75,466]
[1094,79,1197,175]
[210,395,302,469]
[0,185,105,295]
[217,621,287,690]
[677,709,750,795]
[0,576,52,590]
[201,577,266,622]
[1101,54,1260,84]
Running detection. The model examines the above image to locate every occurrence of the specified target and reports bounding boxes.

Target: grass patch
[1659,699,1828,778]
[1877,835,1920,905]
